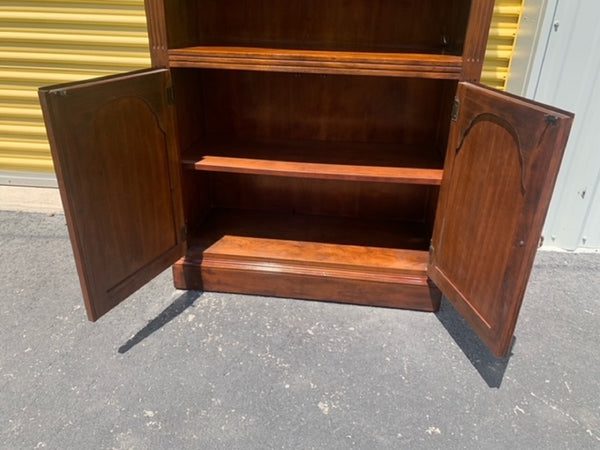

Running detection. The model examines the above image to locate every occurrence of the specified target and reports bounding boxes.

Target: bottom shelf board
[173,209,439,310]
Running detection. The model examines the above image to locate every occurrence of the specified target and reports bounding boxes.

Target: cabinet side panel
[144,0,169,66]
[461,0,495,81]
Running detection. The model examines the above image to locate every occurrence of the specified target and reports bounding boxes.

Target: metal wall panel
[525,0,600,250]
[0,0,150,180]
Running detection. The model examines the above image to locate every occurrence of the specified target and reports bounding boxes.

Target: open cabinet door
[428,82,573,357]
[39,69,185,321]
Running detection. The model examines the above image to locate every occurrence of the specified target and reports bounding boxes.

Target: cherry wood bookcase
[39,0,573,357]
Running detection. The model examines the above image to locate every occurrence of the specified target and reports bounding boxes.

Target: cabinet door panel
[429,82,573,357]
[39,69,185,321]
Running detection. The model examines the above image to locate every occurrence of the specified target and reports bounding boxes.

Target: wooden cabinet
[39,0,573,357]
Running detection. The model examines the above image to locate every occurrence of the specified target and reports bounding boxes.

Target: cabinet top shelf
[168,46,463,78]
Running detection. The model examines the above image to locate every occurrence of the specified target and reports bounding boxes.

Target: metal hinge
[451,98,460,121]
[166,85,175,106]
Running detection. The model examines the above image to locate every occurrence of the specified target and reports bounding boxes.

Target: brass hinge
[451,98,460,121]
[166,85,175,106]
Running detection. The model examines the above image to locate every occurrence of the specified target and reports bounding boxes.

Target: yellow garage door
[0,0,522,183]
[0,0,150,182]
[482,0,524,90]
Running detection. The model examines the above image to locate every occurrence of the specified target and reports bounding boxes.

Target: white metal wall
[522,0,600,250]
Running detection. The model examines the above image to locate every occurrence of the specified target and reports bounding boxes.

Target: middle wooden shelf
[181,139,444,185]
[168,46,463,78]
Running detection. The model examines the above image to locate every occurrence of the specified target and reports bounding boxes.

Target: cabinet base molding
[172,235,441,312]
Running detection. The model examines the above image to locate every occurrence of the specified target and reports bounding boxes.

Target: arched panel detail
[455,112,526,194]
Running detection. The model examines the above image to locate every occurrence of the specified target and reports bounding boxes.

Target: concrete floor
[1,203,599,449]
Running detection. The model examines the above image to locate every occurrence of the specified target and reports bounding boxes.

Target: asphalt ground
[1,206,599,449]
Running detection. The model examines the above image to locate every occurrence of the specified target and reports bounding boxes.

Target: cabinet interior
[163,0,472,55]
[172,68,455,268]
[162,0,470,307]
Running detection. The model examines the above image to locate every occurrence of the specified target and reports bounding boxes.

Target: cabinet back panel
[210,173,432,222]
[181,170,211,232]
[172,69,205,154]
[164,0,472,55]
[198,70,454,147]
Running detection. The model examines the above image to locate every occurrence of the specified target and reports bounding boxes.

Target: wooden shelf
[172,208,438,311]
[168,46,463,78]
[181,139,444,185]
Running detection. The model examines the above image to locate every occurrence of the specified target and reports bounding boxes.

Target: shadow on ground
[435,298,511,388]
[118,290,202,353]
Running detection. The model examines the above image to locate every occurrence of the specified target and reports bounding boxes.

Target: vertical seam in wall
[532,0,560,98]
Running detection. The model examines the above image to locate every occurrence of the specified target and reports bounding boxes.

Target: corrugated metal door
[482,0,524,90]
[1,0,521,185]
[0,0,150,184]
